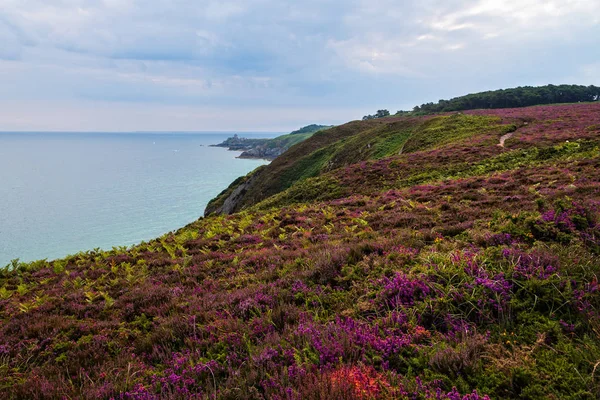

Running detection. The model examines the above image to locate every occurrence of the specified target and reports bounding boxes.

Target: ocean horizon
[0,131,278,266]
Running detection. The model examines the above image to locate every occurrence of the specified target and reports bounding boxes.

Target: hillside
[289,124,333,135]
[205,113,517,215]
[205,90,599,215]
[1,102,600,399]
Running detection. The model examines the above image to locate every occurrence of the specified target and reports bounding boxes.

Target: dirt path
[498,132,515,147]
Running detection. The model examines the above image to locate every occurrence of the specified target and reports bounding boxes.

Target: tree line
[410,84,600,114]
[362,110,390,120]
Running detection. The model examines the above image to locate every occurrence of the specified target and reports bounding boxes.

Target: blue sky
[0,0,598,132]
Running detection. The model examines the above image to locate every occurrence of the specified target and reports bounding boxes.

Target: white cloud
[327,0,600,76]
[445,43,465,51]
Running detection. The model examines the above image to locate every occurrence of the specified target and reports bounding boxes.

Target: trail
[498,120,529,147]
[498,132,515,147]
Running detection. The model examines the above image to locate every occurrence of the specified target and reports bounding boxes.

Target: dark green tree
[363,109,391,120]
[413,84,600,114]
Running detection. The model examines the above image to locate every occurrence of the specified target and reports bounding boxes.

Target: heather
[205,113,512,214]
[1,103,600,399]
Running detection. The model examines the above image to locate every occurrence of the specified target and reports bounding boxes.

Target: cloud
[329,0,600,76]
[0,0,598,130]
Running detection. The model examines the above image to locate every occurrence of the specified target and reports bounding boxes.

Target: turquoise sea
[0,132,276,266]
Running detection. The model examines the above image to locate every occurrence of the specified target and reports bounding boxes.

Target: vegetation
[205,113,514,215]
[1,102,600,399]
[363,110,391,120]
[289,124,333,135]
[211,134,269,151]
[238,132,319,160]
[409,84,600,114]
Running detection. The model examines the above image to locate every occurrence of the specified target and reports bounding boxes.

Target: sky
[0,0,598,132]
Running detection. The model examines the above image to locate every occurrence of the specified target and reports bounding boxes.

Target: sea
[0,132,278,267]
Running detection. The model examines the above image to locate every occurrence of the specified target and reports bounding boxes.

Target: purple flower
[379,273,431,309]
[503,248,560,280]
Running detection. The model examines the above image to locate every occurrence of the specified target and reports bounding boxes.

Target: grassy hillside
[289,124,333,135]
[1,103,600,399]
[205,113,516,215]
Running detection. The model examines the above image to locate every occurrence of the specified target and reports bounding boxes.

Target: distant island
[211,124,333,160]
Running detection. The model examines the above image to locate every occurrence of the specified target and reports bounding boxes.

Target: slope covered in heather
[205,113,516,215]
[1,103,600,399]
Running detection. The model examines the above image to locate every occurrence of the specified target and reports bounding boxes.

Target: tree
[363,109,391,120]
